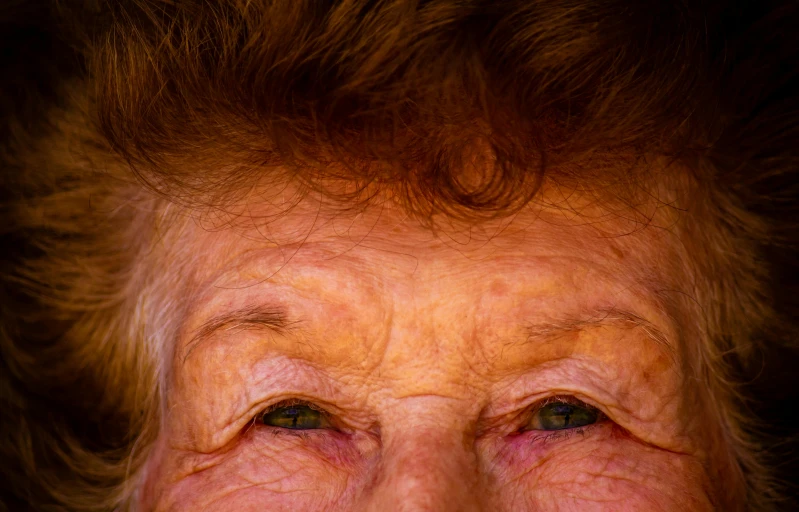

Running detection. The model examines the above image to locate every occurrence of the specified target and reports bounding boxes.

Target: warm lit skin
[142,185,717,511]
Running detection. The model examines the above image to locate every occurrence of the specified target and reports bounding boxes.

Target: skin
[142,183,718,511]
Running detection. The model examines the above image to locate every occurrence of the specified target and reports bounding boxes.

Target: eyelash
[260,398,325,416]
[528,423,603,445]
[254,396,610,441]
[525,394,606,420]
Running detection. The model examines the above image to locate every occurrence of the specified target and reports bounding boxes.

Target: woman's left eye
[525,398,604,431]
[260,402,332,430]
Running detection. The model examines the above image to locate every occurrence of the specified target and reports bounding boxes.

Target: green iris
[532,401,599,431]
[261,404,328,430]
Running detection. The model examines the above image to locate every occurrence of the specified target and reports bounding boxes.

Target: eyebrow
[183,304,295,362]
[521,307,674,355]
[183,303,674,363]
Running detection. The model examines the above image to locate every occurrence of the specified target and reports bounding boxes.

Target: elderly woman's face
[144,189,714,511]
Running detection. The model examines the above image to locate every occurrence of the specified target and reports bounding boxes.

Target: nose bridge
[359,397,488,512]
[368,430,484,512]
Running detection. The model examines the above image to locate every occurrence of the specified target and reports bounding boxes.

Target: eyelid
[260,398,330,416]
[528,395,601,414]
[527,421,605,446]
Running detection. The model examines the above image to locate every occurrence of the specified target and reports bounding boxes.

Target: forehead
[173,182,686,370]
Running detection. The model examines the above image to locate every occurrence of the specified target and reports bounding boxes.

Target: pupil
[553,404,574,425]
[287,408,300,427]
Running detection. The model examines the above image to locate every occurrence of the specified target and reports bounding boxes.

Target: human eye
[259,399,333,430]
[524,396,606,431]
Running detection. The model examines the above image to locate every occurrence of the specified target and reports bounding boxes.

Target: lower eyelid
[245,421,333,446]
[525,420,606,445]
[266,427,315,440]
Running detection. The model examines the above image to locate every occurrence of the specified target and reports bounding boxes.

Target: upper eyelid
[261,398,329,414]
[530,395,601,412]
[499,392,606,415]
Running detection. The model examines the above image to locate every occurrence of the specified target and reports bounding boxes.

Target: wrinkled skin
[142,186,719,511]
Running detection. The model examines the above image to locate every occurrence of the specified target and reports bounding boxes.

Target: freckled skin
[143,190,723,511]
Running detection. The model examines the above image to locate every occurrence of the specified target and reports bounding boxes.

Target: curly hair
[1,1,798,510]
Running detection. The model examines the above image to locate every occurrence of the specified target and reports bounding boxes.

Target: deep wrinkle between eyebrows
[182,301,676,366]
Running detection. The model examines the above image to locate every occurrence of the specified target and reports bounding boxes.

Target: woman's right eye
[260,402,332,430]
